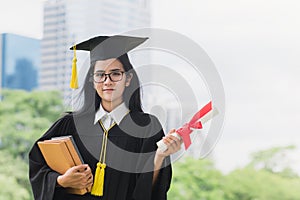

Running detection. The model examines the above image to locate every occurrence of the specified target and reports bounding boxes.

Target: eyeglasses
[93,71,125,83]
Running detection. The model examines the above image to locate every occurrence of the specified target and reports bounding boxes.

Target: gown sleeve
[28,114,74,200]
[132,114,172,200]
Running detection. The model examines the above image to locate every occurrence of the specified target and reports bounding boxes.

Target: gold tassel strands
[70,45,78,89]
[91,121,115,196]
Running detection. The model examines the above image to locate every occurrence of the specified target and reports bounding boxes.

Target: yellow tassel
[70,45,78,89]
[91,162,106,196]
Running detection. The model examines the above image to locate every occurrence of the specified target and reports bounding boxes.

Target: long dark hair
[75,54,143,115]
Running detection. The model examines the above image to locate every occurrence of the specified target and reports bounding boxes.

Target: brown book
[38,136,89,195]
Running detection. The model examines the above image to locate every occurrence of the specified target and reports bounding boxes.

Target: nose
[103,74,113,84]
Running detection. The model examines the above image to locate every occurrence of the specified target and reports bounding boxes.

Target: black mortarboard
[70,35,148,63]
[69,35,148,89]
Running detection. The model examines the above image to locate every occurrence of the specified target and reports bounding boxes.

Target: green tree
[168,157,226,200]
[248,145,299,178]
[168,145,300,200]
[0,151,31,200]
[0,89,64,200]
[223,167,300,200]
[0,89,64,160]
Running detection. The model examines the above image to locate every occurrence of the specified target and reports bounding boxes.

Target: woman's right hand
[57,164,93,189]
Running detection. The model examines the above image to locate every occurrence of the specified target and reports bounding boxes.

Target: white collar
[94,102,129,125]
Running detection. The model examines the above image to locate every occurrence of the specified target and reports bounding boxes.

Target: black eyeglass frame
[92,71,125,83]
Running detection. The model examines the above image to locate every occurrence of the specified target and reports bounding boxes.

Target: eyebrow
[94,68,122,73]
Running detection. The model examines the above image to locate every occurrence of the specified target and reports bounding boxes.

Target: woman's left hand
[156,129,182,158]
[153,128,182,180]
[153,129,182,183]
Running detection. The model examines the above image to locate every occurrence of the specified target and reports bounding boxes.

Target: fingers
[168,129,176,135]
[80,165,92,176]
[86,174,94,187]
[70,164,92,177]
[85,166,93,184]
[79,165,93,184]
[62,164,93,189]
[71,164,89,172]
[162,134,181,155]
[163,135,181,146]
[79,172,93,189]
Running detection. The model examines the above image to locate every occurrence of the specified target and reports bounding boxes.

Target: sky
[1,0,300,173]
[0,0,44,39]
[152,0,300,172]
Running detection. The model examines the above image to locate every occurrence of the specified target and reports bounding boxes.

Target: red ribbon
[176,101,212,149]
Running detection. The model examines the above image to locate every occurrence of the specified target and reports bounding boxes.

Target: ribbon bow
[176,101,212,149]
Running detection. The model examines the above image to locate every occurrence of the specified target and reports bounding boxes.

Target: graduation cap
[69,35,148,89]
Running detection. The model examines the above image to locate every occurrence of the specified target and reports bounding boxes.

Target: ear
[125,73,133,87]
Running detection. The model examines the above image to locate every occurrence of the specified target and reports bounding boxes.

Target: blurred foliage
[248,145,299,178]
[0,151,31,200]
[169,158,226,200]
[223,167,300,200]
[168,146,300,200]
[0,89,300,200]
[0,89,64,160]
[0,89,64,200]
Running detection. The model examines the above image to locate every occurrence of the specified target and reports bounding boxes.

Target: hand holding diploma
[156,129,182,156]
[153,129,182,183]
[156,101,217,152]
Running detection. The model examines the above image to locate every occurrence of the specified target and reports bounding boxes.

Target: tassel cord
[91,121,114,196]
[98,128,107,163]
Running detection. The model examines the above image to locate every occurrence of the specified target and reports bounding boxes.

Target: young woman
[29,35,181,200]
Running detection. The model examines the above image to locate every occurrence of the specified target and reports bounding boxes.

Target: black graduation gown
[29,111,172,200]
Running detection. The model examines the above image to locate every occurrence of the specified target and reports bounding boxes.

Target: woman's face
[93,58,132,109]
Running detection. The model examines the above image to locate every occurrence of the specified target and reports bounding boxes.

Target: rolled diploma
[156,107,218,152]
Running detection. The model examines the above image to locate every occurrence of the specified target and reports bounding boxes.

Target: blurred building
[40,0,151,105]
[0,33,40,91]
